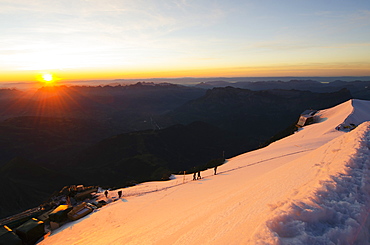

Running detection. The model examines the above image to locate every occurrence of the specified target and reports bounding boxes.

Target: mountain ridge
[39,99,370,244]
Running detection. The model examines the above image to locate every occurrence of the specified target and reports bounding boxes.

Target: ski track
[121,148,315,199]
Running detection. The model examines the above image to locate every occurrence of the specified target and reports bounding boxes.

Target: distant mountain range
[0,80,368,218]
[195,80,370,99]
[163,87,352,142]
[2,76,369,90]
[0,83,206,165]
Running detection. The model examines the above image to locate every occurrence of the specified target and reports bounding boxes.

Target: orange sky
[2,63,370,86]
[1,1,370,84]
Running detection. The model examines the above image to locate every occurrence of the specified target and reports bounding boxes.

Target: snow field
[255,122,370,244]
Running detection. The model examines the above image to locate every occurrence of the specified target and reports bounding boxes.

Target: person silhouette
[197,171,201,179]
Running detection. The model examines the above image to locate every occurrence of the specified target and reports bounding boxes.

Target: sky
[1,0,370,84]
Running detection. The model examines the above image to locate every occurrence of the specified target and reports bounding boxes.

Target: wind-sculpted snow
[255,122,370,244]
[343,99,370,128]
[332,99,370,132]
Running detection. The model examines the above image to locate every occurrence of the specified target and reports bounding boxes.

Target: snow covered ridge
[255,121,370,244]
[38,99,370,245]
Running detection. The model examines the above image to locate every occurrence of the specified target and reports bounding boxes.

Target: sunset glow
[0,0,369,85]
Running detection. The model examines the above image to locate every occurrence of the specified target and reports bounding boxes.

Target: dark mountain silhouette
[163,87,352,146]
[0,84,206,166]
[0,157,77,218]
[195,80,370,99]
[0,89,23,100]
[0,83,206,123]
[57,121,245,187]
[0,116,112,165]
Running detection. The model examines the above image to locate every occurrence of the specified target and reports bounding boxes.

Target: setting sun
[42,73,53,82]
[37,72,58,86]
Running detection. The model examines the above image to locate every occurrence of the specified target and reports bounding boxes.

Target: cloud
[0,0,228,46]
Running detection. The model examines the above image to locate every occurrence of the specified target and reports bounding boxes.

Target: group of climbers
[192,166,218,181]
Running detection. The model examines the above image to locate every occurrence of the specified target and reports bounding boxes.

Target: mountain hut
[297,109,317,127]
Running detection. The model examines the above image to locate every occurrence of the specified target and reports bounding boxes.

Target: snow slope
[39,99,370,245]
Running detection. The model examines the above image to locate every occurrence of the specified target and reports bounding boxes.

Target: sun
[42,73,53,82]
[37,72,58,86]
